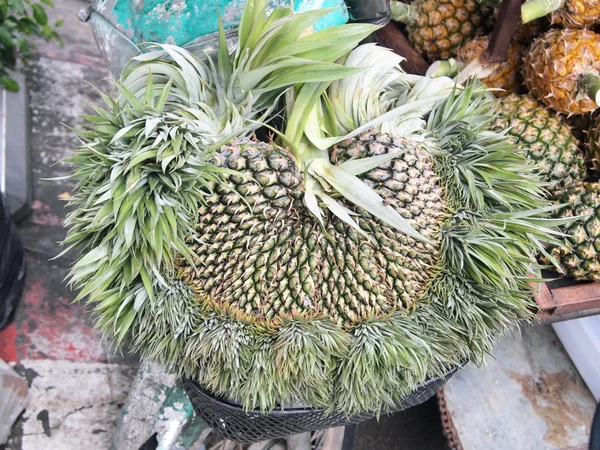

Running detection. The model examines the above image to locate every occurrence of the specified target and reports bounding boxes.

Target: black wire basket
[182,366,459,443]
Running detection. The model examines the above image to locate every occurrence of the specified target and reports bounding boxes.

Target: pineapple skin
[524,28,600,115]
[549,183,600,281]
[457,36,523,97]
[179,133,446,325]
[491,94,586,190]
[587,114,600,174]
[552,0,600,28]
[406,0,484,61]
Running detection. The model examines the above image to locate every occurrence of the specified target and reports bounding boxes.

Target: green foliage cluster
[0,0,62,91]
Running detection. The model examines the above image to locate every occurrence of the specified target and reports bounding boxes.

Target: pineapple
[547,183,600,281]
[181,133,445,323]
[523,28,600,115]
[491,94,586,190]
[586,114,600,174]
[521,0,600,28]
[390,0,484,61]
[552,0,600,27]
[456,36,523,97]
[63,1,561,415]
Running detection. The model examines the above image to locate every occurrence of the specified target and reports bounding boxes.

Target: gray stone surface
[444,325,597,450]
[1,72,31,221]
[34,0,108,71]
[17,55,110,259]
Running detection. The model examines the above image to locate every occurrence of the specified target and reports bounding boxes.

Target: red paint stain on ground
[15,279,106,362]
[0,323,18,362]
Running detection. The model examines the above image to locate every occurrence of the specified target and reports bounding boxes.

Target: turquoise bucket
[84,0,352,75]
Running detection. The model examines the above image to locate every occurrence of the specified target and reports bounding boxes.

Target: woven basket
[183,366,459,443]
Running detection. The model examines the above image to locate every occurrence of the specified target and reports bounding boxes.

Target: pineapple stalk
[521,0,563,23]
[457,0,520,83]
[375,23,429,75]
[390,2,417,23]
[579,73,600,107]
[486,0,521,63]
[426,59,463,78]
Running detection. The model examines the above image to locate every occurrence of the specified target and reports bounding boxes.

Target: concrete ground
[443,326,597,450]
[0,2,140,449]
[0,1,450,449]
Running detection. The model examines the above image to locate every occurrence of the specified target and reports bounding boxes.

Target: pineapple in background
[390,0,485,60]
[491,94,586,190]
[521,0,600,28]
[456,35,523,96]
[552,0,600,28]
[523,28,600,115]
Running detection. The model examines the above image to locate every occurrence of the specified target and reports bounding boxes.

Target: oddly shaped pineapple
[63,1,561,415]
[548,183,600,281]
[391,0,484,61]
[491,94,586,190]
[457,36,523,97]
[524,28,600,115]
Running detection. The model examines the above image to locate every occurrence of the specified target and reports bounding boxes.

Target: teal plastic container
[87,0,350,75]
[105,0,349,45]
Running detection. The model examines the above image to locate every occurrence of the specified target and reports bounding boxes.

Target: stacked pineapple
[390,0,600,281]
[516,3,600,282]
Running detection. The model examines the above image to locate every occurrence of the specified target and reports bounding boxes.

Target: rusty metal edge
[436,389,463,450]
[535,280,600,324]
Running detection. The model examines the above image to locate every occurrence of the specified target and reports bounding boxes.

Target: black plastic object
[0,192,26,331]
[340,424,358,450]
[183,367,459,443]
[344,0,391,25]
[591,401,600,450]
